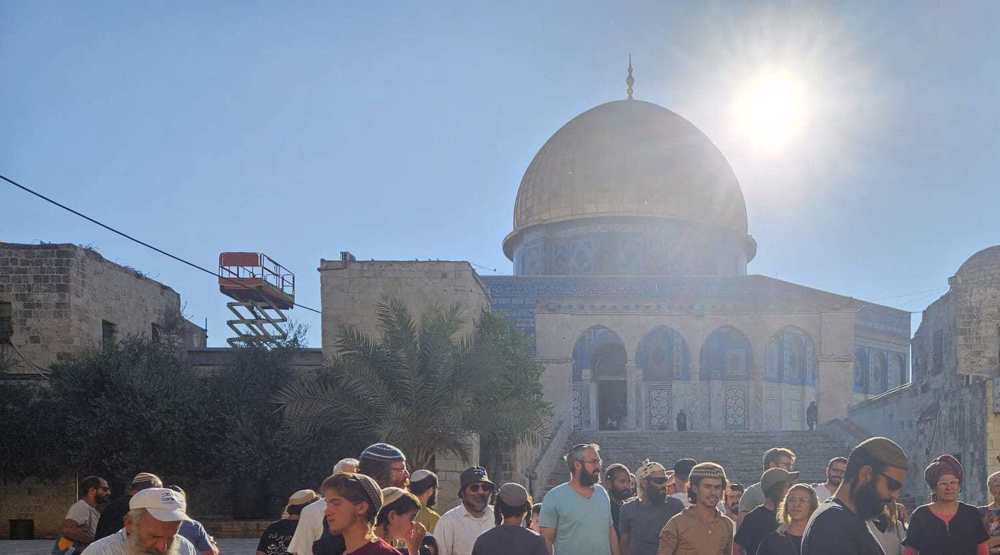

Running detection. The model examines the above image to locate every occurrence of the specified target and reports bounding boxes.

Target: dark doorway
[598,380,627,430]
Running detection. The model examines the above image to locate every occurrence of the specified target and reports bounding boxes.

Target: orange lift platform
[218,252,295,347]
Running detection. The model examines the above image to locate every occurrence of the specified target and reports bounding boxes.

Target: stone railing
[527,409,572,499]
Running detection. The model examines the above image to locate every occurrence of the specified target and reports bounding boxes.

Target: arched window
[572,326,626,381]
[700,326,751,380]
[637,327,690,381]
[765,327,817,384]
[872,351,888,393]
[854,348,869,393]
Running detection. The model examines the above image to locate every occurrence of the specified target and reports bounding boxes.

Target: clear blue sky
[4,1,999,347]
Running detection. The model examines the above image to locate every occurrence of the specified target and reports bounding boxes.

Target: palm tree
[276,298,475,469]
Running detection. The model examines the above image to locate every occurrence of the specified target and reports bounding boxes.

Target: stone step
[544,430,851,493]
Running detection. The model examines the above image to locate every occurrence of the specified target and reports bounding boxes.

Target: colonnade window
[854,346,906,394]
[700,326,751,379]
[636,326,690,380]
[765,327,817,384]
[572,325,626,381]
[854,348,869,392]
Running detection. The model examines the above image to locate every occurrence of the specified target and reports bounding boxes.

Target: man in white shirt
[287,457,359,554]
[54,475,110,554]
[434,466,496,555]
[81,487,196,555]
[813,456,847,501]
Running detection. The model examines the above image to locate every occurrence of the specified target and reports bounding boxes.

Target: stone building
[0,242,206,374]
[849,245,1000,505]
[0,242,206,539]
[320,90,912,493]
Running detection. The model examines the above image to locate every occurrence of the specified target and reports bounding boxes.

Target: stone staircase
[543,430,852,493]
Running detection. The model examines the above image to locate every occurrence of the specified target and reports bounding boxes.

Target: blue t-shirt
[539,483,613,555]
[179,520,215,552]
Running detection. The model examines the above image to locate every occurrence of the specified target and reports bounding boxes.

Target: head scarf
[924,454,963,488]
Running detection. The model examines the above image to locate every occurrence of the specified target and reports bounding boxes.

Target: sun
[733,69,809,155]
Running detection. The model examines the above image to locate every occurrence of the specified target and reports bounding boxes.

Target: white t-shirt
[65,499,101,538]
[813,483,835,502]
[81,528,196,555]
[433,503,495,555]
[286,498,326,554]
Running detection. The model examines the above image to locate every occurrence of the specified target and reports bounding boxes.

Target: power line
[1,173,321,314]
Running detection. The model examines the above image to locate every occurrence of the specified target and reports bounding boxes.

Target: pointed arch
[572,325,626,381]
[765,326,817,385]
[700,326,751,380]
[637,326,691,380]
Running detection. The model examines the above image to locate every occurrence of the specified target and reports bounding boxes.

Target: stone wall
[0,243,206,372]
[0,477,77,539]
[319,256,491,358]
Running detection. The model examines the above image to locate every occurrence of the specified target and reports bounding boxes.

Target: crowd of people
[54,436,1000,554]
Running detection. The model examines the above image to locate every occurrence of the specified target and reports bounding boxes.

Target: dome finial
[626,54,635,99]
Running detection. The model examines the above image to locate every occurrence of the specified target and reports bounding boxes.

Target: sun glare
[734,69,808,155]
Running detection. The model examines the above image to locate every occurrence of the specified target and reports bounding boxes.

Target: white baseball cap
[129,487,189,522]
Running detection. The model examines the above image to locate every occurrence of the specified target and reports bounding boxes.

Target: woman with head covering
[755,483,819,555]
[902,454,989,555]
[978,471,1000,554]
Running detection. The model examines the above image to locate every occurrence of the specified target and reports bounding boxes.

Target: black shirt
[470,525,548,555]
[619,497,685,555]
[257,519,299,555]
[95,495,130,541]
[902,502,989,555]
[736,505,779,555]
[801,499,884,555]
[756,530,802,555]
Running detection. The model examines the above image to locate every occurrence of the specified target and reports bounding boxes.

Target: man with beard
[619,460,684,555]
[657,462,733,555]
[433,466,496,555]
[81,487,196,555]
[55,475,111,554]
[410,470,441,533]
[801,437,908,555]
[605,463,634,536]
[539,443,621,555]
[813,457,847,502]
[724,483,743,524]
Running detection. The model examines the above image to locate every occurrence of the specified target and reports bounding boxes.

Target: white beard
[126,529,182,555]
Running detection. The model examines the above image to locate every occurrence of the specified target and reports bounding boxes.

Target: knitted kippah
[360,442,406,462]
[689,462,727,482]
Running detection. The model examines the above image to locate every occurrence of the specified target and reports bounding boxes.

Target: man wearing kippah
[657,462,733,555]
[801,437,908,555]
[409,470,441,533]
[539,443,621,555]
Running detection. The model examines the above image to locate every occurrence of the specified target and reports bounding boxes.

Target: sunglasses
[467,483,494,493]
[879,472,903,492]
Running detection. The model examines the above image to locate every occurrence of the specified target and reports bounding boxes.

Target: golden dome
[504,99,749,259]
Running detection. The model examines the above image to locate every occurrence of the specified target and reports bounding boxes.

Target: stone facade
[848,245,1000,506]
[0,243,206,373]
[319,254,491,354]
[0,242,207,538]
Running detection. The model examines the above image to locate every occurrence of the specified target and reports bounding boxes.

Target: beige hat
[854,437,908,470]
[285,489,319,514]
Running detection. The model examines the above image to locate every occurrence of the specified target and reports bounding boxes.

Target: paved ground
[0,538,260,554]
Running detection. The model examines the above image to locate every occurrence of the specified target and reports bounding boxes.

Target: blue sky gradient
[4,2,999,346]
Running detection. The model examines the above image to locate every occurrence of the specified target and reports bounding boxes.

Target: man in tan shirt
[657,462,734,555]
